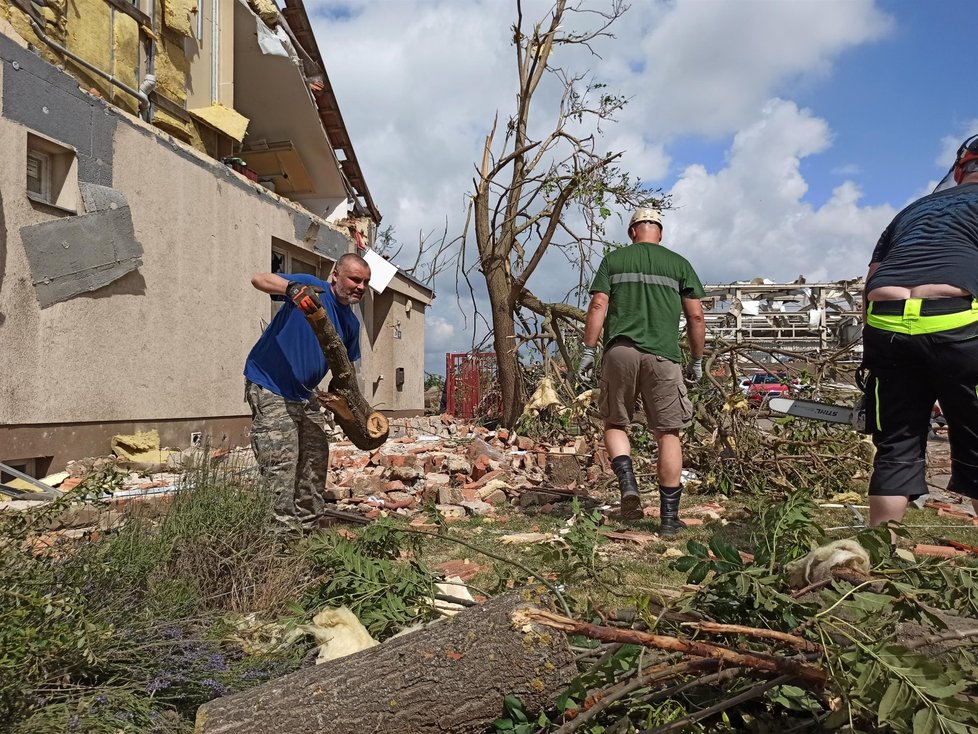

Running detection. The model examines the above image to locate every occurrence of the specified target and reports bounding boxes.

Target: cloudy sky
[304,0,976,374]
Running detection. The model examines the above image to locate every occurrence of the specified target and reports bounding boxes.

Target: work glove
[685,358,703,382]
[285,281,324,315]
[577,345,597,384]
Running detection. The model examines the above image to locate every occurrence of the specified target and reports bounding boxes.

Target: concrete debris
[4,414,729,544]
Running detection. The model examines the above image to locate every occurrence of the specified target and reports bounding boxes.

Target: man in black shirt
[864,134,978,530]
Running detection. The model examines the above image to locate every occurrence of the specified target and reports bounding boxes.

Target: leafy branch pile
[494,490,978,733]
[685,342,871,497]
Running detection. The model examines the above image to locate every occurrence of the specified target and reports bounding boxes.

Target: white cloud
[666,100,895,283]
[303,1,905,372]
[610,0,893,140]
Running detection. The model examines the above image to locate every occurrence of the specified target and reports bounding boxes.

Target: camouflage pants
[245,381,329,528]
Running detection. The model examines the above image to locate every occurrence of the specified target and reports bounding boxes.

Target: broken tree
[195,592,576,733]
[465,0,663,426]
[303,307,389,451]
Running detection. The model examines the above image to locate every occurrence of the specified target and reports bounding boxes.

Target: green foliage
[493,694,549,734]
[530,499,606,583]
[819,590,978,734]
[301,520,437,639]
[750,487,826,569]
[424,372,445,391]
[0,463,306,732]
[672,536,816,630]
[666,493,978,732]
[672,490,825,629]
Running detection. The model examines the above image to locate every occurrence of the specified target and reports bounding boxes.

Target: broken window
[26,133,78,212]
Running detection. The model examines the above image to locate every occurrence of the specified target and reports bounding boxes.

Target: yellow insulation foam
[154,32,188,105]
[112,12,140,113]
[66,0,113,100]
[163,0,197,38]
[188,104,250,142]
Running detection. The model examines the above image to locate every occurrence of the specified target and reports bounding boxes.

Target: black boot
[659,486,687,538]
[611,455,642,520]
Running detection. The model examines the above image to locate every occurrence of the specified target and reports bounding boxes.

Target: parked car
[746,372,791,405]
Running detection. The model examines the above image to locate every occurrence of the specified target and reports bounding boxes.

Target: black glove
[285,281,323,315]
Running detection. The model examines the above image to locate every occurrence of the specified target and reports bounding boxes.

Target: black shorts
[863,321,978,500]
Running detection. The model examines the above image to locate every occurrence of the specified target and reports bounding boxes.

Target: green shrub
[0,461,307,733]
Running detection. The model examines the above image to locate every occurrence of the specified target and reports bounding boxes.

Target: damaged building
[0,0,433,476]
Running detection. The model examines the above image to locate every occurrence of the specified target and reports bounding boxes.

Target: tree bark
[486,262,523,428]
[195,593,576,734]
[303,308,389,451]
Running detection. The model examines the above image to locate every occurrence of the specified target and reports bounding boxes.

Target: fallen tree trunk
[195,592,576,733]
[304,307,389,450]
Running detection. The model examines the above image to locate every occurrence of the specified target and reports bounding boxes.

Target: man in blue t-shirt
[244,253,370,529]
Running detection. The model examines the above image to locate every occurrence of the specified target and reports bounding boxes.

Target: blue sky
[305,0,977,373]
[791,0,974,208]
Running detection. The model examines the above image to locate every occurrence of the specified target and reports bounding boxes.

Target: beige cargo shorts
[597,340,693,432]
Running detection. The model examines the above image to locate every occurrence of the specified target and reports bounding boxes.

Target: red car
[746,372,791,406]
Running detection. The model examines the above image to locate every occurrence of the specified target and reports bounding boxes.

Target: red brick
[351,474,385,498]
[473,469,508,488]
[496,428,510,442]
[383,454,418,469]
[435,559,489,582]
[470,456,491,481]
[914,543,969,558]
[517,436,535,451]
[384,480,407,492]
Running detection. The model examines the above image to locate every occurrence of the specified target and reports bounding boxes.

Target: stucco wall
[361,281,429,415]
[0,36,352,428]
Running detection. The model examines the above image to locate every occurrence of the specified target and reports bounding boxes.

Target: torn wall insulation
[19,206,144,307]
[112,12,140,113]
[66,0,113,101]
[189,104,250,142]
[163,0,197,37]
[155,33,189,106]
[0,33,116,185]
[153,107,195,141]
[314,224,349,260]
[247,0,280,27]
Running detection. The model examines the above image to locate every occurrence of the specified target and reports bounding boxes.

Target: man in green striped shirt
[579,208,706,535]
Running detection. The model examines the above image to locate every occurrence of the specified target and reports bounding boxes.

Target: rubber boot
[659,486,687,538]
[611,455,642,520]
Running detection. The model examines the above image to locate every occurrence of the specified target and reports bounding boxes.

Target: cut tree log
[195,592,576,733]
[303,307,389,450]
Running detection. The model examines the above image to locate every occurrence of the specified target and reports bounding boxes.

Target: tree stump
[195,592,575,733]
[304,307,389,450]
